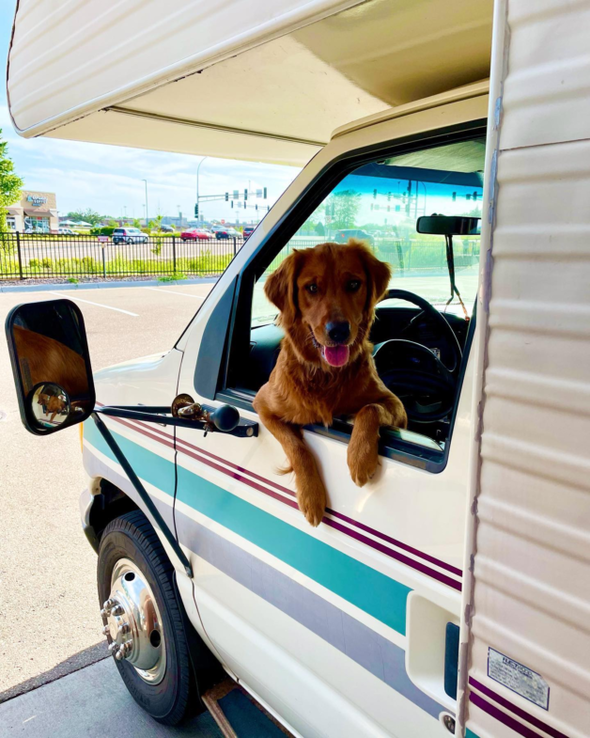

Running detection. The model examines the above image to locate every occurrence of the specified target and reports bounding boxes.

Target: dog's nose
[326,321,350,344]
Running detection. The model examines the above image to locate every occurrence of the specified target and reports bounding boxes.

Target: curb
[0,277,218,294]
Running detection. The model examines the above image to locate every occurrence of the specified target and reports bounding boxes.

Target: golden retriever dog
[253,239,407,526]
[13,325,89,398]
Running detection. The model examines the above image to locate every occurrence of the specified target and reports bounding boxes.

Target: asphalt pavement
[0,658,223,737]
[0,281,213,700]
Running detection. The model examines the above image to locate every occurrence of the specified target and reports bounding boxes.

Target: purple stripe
[469,678,568,738]
[470,692,545,738]
[108,413,461,589]
[323,517,461,591]
[325,507,462,577]
[130,415,461,577]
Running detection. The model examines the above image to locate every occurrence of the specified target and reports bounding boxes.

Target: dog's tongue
[322,345,350,367]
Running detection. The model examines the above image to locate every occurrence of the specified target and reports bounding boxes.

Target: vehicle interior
[230,134,485,458]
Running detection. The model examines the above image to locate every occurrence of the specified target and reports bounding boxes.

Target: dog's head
[264,238,391,368]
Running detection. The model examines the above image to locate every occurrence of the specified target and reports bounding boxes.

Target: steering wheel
[373,289,462,423]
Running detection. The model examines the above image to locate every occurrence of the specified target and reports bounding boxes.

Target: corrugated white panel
[7,0,362,133]
[465,107,590,738]
[7,0,492,163]
[502,0,590,149]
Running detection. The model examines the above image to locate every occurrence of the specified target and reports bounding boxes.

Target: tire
[97,511,194,725]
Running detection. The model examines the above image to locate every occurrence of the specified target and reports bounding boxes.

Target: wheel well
[88,479,139,549]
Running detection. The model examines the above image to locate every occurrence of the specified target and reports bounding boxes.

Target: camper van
[6,1,590,737]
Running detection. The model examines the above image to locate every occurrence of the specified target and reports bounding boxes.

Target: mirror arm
[96,405,258,438]
[91,412,193,578]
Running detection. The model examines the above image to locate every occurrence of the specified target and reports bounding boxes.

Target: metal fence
[0,232,480,281]
[0,232,245,280]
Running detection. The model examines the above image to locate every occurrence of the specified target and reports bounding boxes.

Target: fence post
[172,236,177,273]
[233,237,237,256]
[102,245,107,278]
[16,231,23,280]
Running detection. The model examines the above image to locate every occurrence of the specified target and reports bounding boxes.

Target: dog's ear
[264,250,301,325]
[347,238,391,305]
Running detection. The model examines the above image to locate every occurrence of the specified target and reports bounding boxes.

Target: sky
[0,3,300,223]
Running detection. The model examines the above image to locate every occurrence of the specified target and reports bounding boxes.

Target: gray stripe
[175,510,445,720]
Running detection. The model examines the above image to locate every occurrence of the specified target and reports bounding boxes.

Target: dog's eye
[306,283,319,294]
[347,279,361,292]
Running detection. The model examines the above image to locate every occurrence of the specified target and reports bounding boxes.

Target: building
[6,191,59,233]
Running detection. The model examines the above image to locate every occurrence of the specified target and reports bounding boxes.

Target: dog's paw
[347,435,379,487]
[297,477,326,527]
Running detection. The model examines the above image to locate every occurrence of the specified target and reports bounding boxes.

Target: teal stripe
[85,421,410,635]
[465,730,480,738]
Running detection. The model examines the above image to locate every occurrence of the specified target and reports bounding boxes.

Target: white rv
[6,1,589,736]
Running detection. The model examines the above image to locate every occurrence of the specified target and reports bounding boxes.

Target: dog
[253,238,407,526]
[13,325,89,398]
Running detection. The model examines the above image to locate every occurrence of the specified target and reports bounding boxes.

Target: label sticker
[487,648,550,710]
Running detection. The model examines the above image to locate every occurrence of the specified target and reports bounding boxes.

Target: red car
[180,229,213,241]
[242,226,256,240]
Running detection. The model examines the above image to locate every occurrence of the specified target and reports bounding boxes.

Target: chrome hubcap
[101,558,166,684]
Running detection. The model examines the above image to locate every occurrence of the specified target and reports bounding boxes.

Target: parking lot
[0,281,214,700]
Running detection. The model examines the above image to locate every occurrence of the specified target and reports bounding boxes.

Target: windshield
[252,137,484,327]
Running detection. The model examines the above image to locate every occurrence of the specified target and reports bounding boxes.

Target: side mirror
[416,214,481,236]
[5,299,95,435]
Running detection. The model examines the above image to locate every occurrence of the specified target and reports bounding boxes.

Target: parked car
[212,226,239,239]
[58,227,77,236]
[242,225,256,240]
[333,228,374,245]
[181,228,213,241]
[112,227,148,245]
[159,224,174,233]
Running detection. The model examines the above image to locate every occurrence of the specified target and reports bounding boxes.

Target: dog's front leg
[254,397,326,526]
[348,398,407,487]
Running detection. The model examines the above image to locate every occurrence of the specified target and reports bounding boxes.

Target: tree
[0,129,23,235]
[325,190,361,230]
[66,208,102,225]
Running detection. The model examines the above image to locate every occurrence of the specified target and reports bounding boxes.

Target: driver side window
[231,135,484,466]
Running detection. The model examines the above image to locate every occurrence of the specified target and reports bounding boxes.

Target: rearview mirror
[5,299,95,435]
[416,214,480,236]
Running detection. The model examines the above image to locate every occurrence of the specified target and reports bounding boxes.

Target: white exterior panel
[464,1,590,736]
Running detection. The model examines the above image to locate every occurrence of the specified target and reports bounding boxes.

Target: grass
[0,252,234,280]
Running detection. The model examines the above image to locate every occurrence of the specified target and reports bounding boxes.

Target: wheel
[97,511,194,725]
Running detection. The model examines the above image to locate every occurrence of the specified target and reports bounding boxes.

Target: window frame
[215,119,486,473]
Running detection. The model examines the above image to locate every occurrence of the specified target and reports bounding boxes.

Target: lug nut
[111,605,125,617]
[108,642,119,654]
[117,623,130,635]
[114,649,124,661]
[102,625,110,636]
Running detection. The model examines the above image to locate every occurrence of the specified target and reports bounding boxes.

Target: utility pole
[142,179,149,226]
[196,156,208,223]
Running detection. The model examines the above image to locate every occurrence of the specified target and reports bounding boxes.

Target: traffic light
[225,192,229,201]
[473,191,478,201]
[194,203,199,217]
[244,189,248,200]
[231,200,234,208]
[263,187,267,199]
[373,189,377,199]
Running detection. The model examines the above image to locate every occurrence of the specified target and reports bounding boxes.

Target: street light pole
[196,156,208,223]
[142,179,149,227]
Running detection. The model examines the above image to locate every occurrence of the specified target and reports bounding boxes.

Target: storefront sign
[26,195,48,206]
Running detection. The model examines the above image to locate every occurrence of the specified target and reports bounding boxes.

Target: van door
[174,128,486,737]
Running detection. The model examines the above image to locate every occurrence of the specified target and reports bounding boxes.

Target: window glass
[252,138,485,327]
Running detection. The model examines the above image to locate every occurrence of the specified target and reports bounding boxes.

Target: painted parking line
[49,291,139,316]
[143,287,205,299]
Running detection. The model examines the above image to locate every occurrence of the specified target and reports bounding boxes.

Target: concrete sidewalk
[0,657,223,737]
